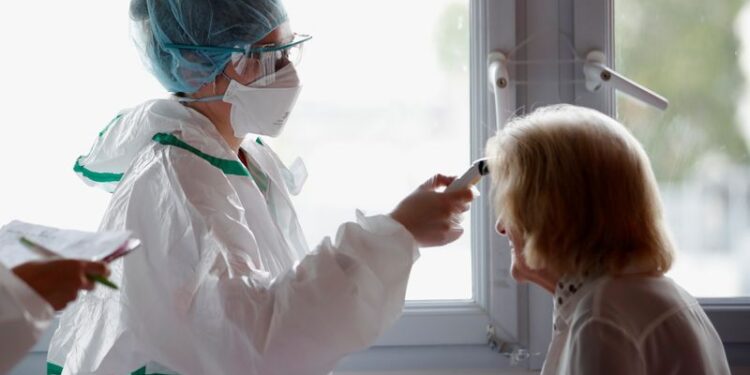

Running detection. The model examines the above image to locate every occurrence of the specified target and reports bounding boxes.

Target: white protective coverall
[48,99,419,375]
[0,263,54,374]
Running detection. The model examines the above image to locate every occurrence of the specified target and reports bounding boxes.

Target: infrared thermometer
[445,158,490,193]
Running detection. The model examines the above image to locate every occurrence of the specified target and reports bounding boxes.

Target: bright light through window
[0,1,164,231]
[278,0,472,300]
[0,1,472,301]
[616,0,750,297]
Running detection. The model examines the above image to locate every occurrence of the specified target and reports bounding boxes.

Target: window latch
[486,324,539,366]
[583,50,669,110]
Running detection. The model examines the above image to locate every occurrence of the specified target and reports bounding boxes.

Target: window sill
[334,345,529,372]
[334,370,537,375]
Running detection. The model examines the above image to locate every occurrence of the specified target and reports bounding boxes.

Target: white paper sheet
[0,220,134,268]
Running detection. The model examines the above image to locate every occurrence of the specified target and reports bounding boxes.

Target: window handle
[488,51,512,130]
[583,50,669,110]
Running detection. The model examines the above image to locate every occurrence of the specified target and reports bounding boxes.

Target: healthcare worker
[48,0,474,374]
[1,259,108,374]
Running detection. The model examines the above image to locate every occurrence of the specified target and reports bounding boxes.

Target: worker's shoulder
[117,134,235,200]
[144,129,243,177]
[127,99,240,179]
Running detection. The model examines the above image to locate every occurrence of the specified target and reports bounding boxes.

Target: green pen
[19,236,119,290]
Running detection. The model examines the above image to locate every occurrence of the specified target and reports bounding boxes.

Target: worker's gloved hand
[12,259,110,310]
[390,174,475,247]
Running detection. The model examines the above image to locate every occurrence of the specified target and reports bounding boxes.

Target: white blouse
[542,274,731,375]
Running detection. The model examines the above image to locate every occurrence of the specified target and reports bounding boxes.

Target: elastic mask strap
[174,72,234,103]
[175,94,224,103]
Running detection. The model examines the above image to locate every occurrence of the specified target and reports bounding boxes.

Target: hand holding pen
[11,259,110,310]
[18,236,119,290]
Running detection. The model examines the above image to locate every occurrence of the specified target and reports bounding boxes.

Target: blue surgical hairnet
[129,0,288,93]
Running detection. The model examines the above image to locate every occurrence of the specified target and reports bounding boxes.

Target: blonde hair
[486,104,674,278]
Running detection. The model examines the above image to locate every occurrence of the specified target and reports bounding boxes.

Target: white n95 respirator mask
[222,64,302,138]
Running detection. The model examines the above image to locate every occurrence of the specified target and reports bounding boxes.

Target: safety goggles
[165,33,312,86]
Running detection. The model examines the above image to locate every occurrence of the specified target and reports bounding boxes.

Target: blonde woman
[486,105,730,374]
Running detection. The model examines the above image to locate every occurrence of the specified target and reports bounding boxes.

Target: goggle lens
[230,34,309,85]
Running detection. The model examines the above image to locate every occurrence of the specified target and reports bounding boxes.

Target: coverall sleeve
[0,263,54,374]
[109,146,419,375]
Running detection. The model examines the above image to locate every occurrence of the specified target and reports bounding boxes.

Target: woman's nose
[495,219,507,236]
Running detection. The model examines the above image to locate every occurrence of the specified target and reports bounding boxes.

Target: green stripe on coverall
[152,133,269,193]
[71,133,269,193]
[73,158,124,183]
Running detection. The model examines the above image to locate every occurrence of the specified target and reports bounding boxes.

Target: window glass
[616,0,750,297]
[279,0,472,300]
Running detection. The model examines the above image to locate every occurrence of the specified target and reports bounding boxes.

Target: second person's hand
[12,259,110,310]
[390,174,475,247]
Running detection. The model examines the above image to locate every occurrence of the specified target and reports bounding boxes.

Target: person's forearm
[0,264,54,374]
